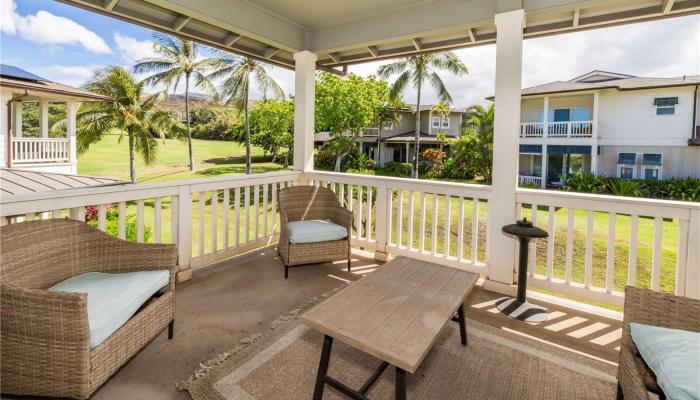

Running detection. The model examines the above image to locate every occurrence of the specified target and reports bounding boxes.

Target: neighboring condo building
[495,70,700,187]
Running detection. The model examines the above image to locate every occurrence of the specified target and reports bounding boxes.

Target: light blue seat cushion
[630,322,700,400]
[287,219,347,244]
[49,271,170,348]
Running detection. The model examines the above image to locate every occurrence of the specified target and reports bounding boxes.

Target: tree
[249,99,294,166]
[208,55,284,174]
[315,73,389,171]
[377,52,468,178]
[432,102,451,135]
[133,33,217,172]
[75,66,178,182]
[374,97,406,164]
[447,104,494,182]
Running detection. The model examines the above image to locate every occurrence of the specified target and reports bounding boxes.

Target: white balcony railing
[518,175,543,186]
[12,137,70,163]
[1,171,698,306]
[519,121,593,138]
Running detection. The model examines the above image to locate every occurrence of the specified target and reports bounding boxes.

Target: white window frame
[641,153,663,180]
[617,152,637,179]
[654,97,678,116]
[432,116,441,128]
[441,116,450,129]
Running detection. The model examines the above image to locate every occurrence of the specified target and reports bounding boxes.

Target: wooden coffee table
[301,256,479,400]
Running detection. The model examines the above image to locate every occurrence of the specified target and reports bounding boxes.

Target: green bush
[87,208,152,242]
[562,172,608,194]
[378,161,412,177]
[314,147,337,171]
[563,173,699,202]
[658,177,700,202]
[609,179,642,197]
[343,152,376,171]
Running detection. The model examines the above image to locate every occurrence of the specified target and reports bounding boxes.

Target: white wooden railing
[518,175,543,186]
[1,170,697,305]
[12,137,70,163]
[517,189,700,306]
[519,121,593,138]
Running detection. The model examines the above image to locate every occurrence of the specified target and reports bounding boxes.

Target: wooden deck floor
[9,248,622,399]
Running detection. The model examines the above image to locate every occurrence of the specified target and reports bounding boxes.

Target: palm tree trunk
[244,82,251,175]
[128,132,136,183]
[185,73,195,172]
[413,79,422,178]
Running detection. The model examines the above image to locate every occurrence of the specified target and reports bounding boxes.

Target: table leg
[457,304,467,346]
[395,367,406,400]
[313,335,334,400]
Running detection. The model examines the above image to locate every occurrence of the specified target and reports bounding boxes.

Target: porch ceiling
[58,0,700,70]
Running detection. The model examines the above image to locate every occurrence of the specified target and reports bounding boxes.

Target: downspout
[692,84,698,142]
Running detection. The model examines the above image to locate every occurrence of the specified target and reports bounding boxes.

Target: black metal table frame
[311,303,468,400]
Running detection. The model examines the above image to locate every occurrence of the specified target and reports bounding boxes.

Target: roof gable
[570,70,635,83]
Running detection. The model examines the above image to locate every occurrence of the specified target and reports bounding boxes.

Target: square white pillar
[67,101,77,170]
[486,9,524,286]
[39,100,50,138]
[13,101,23,138]
[591,91,600,175]
[542,96,549,138]
[293,51,317,172]
[541,144,547,188]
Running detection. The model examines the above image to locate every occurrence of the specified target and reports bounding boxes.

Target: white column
[293,51,317,172]
[0,92,11,167]
[486,8,524,288]
[591,91,599,175]
[13,101,22,138]
[405,142,410,162]
[542,96,549,138]
[39,100,49,138]
[67,101,77,172]
[540,144,547,188]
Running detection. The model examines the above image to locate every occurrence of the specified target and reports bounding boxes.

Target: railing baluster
[356,185,363,239]
[546,206,555,280]
[211,190,218,253]
[223,189,230,248]
[52,209,61,219]
[584,210,594,289]
[137,199,145,243]
[339,184,345,206]
[676,219,689,296]
[118,201,126,239]
[628,215,638,287]
[431,194,438,255]
[348,185,354,237]
[407,191,414,250]
[271,183,277,234]
[244,186,250,243]
[365,186,372,241]
[254,185,260,240]
[198,192,205,255]
[396,190,403,247]
[529,204,538,276]
[606,212,616,293]
[457,197,464,261]
[171,195,178,245]
[154,197,162,243]
[419,192,427,252]
[234,187,241,246]
[444,195,451,258]
[387,189,394,245]
[98,204,107,232]
[76,206,85,222]
[565,208,574,284]
[263,183,269,237]
[471,199,479,264]
[25,212,34,221]
[651,217,663,291]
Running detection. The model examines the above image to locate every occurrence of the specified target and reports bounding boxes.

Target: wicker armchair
[277,185,353,278]
[1,219,177,399]
[617,286,700,400]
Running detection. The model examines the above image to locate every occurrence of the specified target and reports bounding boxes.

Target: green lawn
[78,134,289,182]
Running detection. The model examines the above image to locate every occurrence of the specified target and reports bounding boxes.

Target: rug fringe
[176,284,347,392]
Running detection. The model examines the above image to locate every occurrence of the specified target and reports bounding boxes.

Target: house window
[654,97,678,115]
[617,152,637,179]
[432,116,441,128]
[641,153,663,180]
[441,117,449,129]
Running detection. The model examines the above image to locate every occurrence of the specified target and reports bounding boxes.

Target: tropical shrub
[609,179,642,197]
[658,177,700,201]
[344,152,376,171]
[420,148,445,174]
[378,161,413,177]
[314,148,337,170]
[87,207,151,242]
[562,172,608,194]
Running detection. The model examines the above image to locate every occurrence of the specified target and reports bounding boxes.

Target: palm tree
[207,54,283,174]
[133,33,217,172]
[377,52,468,177]
[462,104,494,182]
[76,66,178,182]
[432,102,451,135]
[374,97,405,165]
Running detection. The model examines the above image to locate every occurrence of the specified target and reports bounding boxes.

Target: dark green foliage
[87,207,152,242]
[564,173,700,202]
[609,179,642,197]
[562,172,608,194]
[190,107,237,140]
[378,161,413,177]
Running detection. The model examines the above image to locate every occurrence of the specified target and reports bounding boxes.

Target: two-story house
[506,70,700,187]
[1,64,110,175]
[315,105,465,167]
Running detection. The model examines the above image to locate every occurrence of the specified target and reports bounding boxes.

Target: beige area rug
[178,293,618,400]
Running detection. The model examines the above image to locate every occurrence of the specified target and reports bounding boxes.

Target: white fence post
[374,180,389,261]
[176,185,192,281]
[485,8,524,290]
[685,209,700,299]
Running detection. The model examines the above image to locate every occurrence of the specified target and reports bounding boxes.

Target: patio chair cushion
[287,219,348,244]
[630,322,700,400]
[49,270,170,347]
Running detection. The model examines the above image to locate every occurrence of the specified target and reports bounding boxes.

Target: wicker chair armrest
[617,344,650,400]
[330,206,354,235]
[1,284,90,347]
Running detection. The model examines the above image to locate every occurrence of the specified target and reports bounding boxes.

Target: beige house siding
[598,145,700,178]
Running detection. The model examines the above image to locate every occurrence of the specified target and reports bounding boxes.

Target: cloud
[34,64,103,87]
[113,32,156,64]
[349,14,700,107]
[1,0,111,54]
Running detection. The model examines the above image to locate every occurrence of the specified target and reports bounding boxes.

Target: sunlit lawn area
[78,134,290,182]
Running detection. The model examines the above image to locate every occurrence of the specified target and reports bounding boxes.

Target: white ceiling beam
[411,38,422,51]
[103,0,119,11]
[262,47,280,59]
[661,0,676,14]
[572,9,580,27]
[467,28,476,43]
[327,53,341,63]
[171,15,191,32]
[367,46,379,58]
[223,33,241,47]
